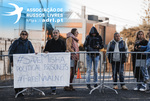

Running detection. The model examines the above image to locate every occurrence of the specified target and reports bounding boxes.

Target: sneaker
[87,84,93,90]
[133,87,139,91]
[139,88,146,92]
[121,85,128,90]
[94,84,98,88]
[113,85,118,89]
[51,90,56,95]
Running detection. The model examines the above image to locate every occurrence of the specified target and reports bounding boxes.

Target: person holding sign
[132,30,148,91]
[9,30,35,97]
[44,29,66,95]
[64,28,79,91]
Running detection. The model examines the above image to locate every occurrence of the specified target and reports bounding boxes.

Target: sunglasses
[53,32,59,34]
[21,33,27,36]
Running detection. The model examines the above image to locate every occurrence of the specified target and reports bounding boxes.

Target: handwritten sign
[13,53,70,88]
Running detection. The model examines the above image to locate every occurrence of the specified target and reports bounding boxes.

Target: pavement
[1,74,150,101]
[1,84,150,101]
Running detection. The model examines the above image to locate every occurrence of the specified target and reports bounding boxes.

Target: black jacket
[132,39,148,79]
[84,27,103,55]
[44,38,66,52]
[108,40,127,63]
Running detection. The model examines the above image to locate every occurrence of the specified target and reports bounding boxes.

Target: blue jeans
[86,54,99,83]
[111,62,125,86]
[148,67,150,89]
[146,59,150,89]
[139,66,149,82]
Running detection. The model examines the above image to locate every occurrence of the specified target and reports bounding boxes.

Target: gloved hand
[93,45,99,49]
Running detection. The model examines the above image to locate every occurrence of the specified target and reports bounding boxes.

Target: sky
[0,0,146,38]
[0,0,67,38]
[67,0,144,32]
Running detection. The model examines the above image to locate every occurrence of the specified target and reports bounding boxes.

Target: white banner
[13,53,70,88]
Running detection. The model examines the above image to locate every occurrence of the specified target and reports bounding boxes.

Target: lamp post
[39,0,48,46]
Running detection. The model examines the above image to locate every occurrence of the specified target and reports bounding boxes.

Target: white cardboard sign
[13,53,70,88]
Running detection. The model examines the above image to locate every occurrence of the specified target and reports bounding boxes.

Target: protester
[138,29,150,93]
[84,26,103,90]
[107,32,128,90]
[64,28,79,91]
[9,30,35,97]
[132,30,148,91]
[44,29,66,95]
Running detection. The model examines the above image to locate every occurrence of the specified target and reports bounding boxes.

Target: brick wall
[86,23,93,36]
[105,25,116,45]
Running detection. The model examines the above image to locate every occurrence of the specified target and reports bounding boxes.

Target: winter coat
[66,32,79,60]
[107,39,128,63]
[9,38,35,62]
[84,26,103,56]
[44,38,66,52]
[132,39,148,78]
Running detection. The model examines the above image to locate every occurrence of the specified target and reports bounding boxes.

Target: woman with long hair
[64,28,79,91]
[132,30,148,91]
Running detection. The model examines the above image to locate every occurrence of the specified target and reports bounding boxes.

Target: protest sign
[13,53,70,88]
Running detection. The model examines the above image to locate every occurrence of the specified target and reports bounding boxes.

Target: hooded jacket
[107,38,128,63]
[84,27,103,54]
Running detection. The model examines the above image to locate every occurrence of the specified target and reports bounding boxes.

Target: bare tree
[140,0,150,30]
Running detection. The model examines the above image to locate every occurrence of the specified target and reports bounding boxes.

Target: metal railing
[0,52,150,95]
[99,52,150,94]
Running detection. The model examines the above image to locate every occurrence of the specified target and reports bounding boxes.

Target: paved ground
[0,84,150,101]
[1,74,150,101]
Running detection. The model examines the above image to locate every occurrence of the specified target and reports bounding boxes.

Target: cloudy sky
[67,0,144,32]
[0,0,146,38]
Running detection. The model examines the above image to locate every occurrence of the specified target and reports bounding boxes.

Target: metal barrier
[0,54,13,88]
[0,52,150,95]
[70,52,103,85]
[100,52,150,94]
[0,52,103,89]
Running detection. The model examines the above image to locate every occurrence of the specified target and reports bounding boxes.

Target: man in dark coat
[44,29,66,95]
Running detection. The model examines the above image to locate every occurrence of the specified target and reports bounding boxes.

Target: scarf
[67,32,79,60]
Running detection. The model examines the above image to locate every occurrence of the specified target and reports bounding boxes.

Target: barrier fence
[0,52,150,94]
[0,54,13,88]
